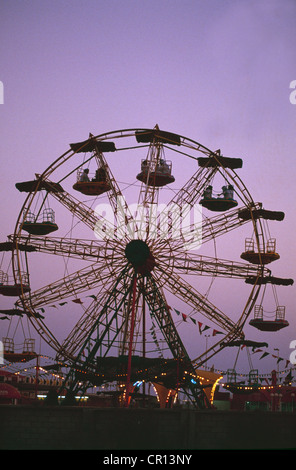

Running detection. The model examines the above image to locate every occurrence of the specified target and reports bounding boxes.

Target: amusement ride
[0,125,293,408]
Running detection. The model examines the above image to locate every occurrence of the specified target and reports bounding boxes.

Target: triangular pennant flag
[190,317,196,324]
[58,302,67,306]
[87,295,97,300]
[198,322,203,334]
[72,298,83,304]
[182,313,187,321]
[50,305,57,308]
[202,325,210,332]
[174,308,181,316]
[259,352,269,360]
[212,329,223,336]
[253,349,262,354]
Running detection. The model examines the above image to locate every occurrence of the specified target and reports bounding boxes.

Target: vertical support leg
[125,275,137,407]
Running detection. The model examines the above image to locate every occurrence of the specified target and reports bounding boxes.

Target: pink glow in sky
[0,0,296,375]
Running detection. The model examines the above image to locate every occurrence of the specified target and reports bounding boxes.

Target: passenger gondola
[73,168,111,196]
[136,159,175,187]
[249,305,289,332]
[22,208,58,235]
[199,185,238,212]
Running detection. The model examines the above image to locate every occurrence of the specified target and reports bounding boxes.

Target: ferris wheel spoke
[17,260,125,310]
[155,263,238,334]
[57,283,116,359]
[82,135,137,240]
[160,248,270,280]
[192,282,262,368]
[150,166,217,246]
[200,203,263,244]
[135,130,179,239]
[195,294,258,367]
[44,183,117,241]
[143,274,208,408]
[11,234,121,263]
[58,264,134,361]
[169,166,218,208]
[155,202,263,252]
[143,275,191,361]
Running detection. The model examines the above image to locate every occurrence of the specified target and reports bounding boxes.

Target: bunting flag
[260,352,269,360]
[198,321,203,334]
[212,329,223,336]
[197,321,213,335]
[35,293,95,311]
[173,311,224,336]
[87,295,97,301]
[253,349,263,354]
[253,349,291,368]
[149,323,163,356]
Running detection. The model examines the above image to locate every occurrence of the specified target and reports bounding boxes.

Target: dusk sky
[1,0,296,378]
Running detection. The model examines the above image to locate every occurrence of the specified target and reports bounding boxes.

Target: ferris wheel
[2,125,292,408]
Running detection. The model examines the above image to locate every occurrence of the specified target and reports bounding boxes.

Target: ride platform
[0,284,30,296]
[240,251,280,265]
[136,171,175,187]
[249,318,289,332]
[22,221,58,235]
[199,197,238,212]
[73,180,111,196]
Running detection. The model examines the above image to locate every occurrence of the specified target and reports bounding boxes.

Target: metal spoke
[43,181,117,241]
[154,261,238,334]
[150,165,217,248]
[155,202,263,252]
[192,281,262,368]
[10,234,121,263]
[160,247,270,279]
[58,264,134,361]
[16,259,126,310]
[91,139,136,241]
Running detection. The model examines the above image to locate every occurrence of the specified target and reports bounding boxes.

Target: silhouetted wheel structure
[7,126,292,408]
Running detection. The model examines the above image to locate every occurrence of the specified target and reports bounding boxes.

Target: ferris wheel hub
[125,239,155,274]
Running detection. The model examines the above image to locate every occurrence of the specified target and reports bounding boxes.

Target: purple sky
[1,0,296,377]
